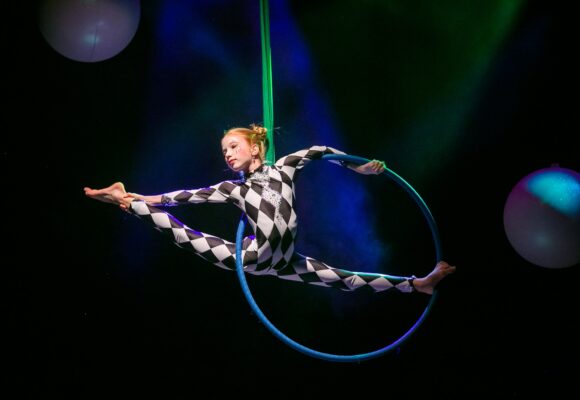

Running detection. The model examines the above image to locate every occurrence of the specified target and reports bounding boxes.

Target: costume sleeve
[274,145,354,172]
[159,180,238,206]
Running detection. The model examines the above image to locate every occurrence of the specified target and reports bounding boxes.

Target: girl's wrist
[128,192,143,201]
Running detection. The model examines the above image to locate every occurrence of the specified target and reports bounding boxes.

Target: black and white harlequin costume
[128,145,416,293]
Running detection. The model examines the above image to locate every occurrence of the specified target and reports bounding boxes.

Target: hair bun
[249,123,267,137]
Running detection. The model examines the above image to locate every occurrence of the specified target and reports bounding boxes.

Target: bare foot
[84,182,131,207]
[413,261,456,295]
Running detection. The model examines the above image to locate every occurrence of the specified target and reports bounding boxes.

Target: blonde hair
[223,123,268,162]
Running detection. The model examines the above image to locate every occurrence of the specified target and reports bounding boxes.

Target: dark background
[4,0,578,397]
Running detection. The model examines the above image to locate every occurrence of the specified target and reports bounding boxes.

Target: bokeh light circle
[503,166,580,269]
[38,0,141,63]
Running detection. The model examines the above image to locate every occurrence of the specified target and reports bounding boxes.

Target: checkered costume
[128,146,415,293]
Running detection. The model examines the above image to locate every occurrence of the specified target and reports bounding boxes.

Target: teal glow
[528,170,580,217]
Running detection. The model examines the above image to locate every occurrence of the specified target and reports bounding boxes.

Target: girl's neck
[248,159,263,174]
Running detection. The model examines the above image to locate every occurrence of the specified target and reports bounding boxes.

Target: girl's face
[221,134,259,172]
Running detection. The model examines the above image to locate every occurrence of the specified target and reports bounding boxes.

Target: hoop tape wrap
[235,154,442,362]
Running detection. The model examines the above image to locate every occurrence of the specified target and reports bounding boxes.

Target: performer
[85,124,455,294]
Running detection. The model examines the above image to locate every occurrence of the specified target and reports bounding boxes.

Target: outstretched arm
[274,145,386,176]
[85,180,236,211]
[129,180,236,207]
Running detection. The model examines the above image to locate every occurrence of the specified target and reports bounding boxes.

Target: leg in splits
[273,252,455,295]
[128,200,259,272]
[272,252,416,293]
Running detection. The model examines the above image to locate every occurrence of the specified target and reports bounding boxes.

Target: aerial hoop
[235,153,443,362]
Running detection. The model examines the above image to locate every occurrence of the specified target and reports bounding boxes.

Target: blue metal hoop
[235,154,442,362]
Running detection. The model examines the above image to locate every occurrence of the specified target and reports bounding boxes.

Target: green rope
[260,0,276,164]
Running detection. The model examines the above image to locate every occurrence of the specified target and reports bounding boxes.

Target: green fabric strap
[260,0,276,164]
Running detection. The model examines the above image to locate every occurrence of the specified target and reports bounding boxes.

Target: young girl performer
[85,124,455,294]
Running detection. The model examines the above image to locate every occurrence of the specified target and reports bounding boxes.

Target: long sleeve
[274,145,350,170]
[160,180,238,206]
